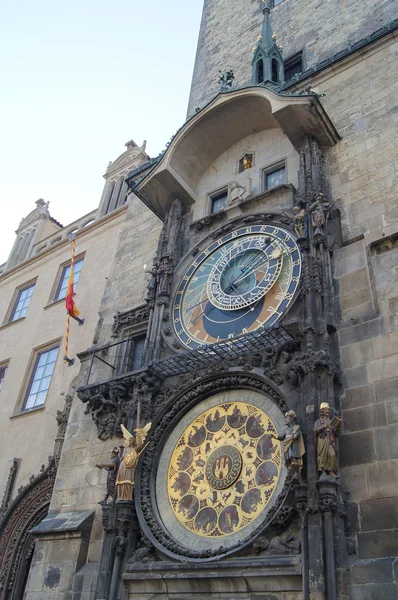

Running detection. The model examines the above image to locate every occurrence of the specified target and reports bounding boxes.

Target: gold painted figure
[116,422,151,501]
[313,402,342,476]
[241,154,253,171]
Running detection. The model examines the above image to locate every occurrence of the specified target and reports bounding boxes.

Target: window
[272,0,284,6]
[127,335,146,372]
[210,189,228,214]
[271,58,279,83]
[9,283,35,322]
[118,335,146,374]
[54,257,84,301]
[0,364,8,390]
[263,163,286,191]
[23,346,59,410]
[256,59,264,84]
[284,51,304,82]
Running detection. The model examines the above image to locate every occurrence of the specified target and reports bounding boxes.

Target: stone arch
[0,458,57,600]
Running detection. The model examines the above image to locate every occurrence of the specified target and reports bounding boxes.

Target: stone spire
[251,0,284,88]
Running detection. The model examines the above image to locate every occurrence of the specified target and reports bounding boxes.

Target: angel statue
[116,422,151,501]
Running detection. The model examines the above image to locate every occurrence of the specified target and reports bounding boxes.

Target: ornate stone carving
[253,533,301,555]
[0,456,57,597]
[0,459,20,522]
[287,349,339,382]
[227,180,251,205]
[128,536,156,563]
[112,305,150,337]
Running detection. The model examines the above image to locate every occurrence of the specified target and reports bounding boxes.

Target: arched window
[256,59,264,84]
[272,59,279,83]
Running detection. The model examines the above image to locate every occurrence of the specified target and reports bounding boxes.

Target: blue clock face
[173,225,301,350]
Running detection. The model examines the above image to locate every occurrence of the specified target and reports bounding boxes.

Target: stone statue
[157,256,173,297]
[218,69,235,90]
[272,410,305,480]
[309,194,325,235]
[310,192,334,236]
[292,205,306,238]
[116,422,151,501]
[96,447,120,504]
[313,402,342,476]
[145,261,158,301]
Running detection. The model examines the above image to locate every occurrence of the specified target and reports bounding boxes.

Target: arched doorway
[0,458,57,600]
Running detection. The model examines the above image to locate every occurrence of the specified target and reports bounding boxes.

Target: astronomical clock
[172,224,301,349]
[136,221,302,561]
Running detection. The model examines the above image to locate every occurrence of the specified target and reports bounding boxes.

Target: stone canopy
[135,86,339,218]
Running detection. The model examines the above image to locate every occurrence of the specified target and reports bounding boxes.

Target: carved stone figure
[96,447,120,504]
[292,205,306,238]
[313,402,342,476]
[218,69,235,90]
[272,410,305,480]
[157,256,173,297]
[116,423,151,501]
[145,261,158,300]
[310,196,325,236]
[228,181,250,206]
[254,534,301,555]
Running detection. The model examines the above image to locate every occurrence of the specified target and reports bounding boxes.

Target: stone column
[108,501,133,600]
[318,475,338,600]
[95,503,116,600]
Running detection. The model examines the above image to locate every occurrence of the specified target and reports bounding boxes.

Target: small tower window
[256,59,264,84]
[284,51,304,82]
[239,154,254,173]
[271,59,279,83]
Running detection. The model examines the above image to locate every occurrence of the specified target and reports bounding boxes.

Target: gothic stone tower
[24,1,398,600]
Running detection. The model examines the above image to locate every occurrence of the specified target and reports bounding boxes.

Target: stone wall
[0,211,125,501]
[22,197,162,599]
[187,0,397,117]
[313,34,398,600]
[193,128,298,221]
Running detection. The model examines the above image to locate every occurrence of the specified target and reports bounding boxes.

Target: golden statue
[313,402,342,476]
[116,422,151,501]
[241,154,253,171]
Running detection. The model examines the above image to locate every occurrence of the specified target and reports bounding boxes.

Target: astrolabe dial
[172,224,301,349]
[167,401,282,538]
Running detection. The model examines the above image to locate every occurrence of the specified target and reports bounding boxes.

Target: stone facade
[1,2,397,600]
[187,0,397,117]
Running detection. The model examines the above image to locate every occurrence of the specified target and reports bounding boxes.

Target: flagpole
[64,237,84,366]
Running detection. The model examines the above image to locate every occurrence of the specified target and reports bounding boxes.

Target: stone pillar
[108,501,133,600]
[318,475,338,600]
[26,511,94,600]
[95,503,116,600]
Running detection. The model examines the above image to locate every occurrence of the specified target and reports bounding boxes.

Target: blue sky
[0,0,203,263]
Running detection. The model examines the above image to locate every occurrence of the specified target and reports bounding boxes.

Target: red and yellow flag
[65,239,80,317]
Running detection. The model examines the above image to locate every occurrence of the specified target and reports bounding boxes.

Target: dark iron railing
[81,325,293,387]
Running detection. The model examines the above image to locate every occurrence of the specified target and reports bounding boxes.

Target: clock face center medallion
[205,445,242,490]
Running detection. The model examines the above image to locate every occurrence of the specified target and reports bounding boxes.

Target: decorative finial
[272,33,277,41]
